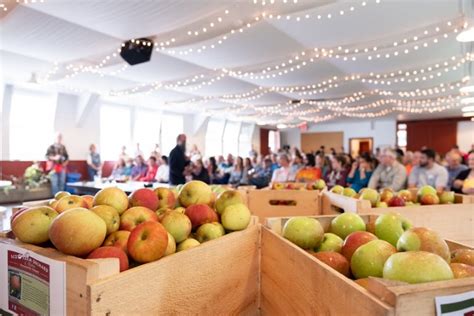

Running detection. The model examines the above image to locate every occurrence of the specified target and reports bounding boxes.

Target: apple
[330,213,366,240]
[417,185,437,200]
[312,251,350,277]
[282,217,324,250]
[315,233,343,253]
[313,179,326,190]
[129,188,159,211]
[174,207,186,214]
[221,204,251,231]
[55,195,88,213]
[439,191,455,204]
[91,205,120,235]
[10,207,28,227]
[351,239,396,279]
[383,251,454,284]
[451,249,474,266]
[103,230,130,254]
[185,204,219,229]
[397,227,450,263]
[48,199,59,209]
[120,206,158,231]
[93,187,129,215]
[127,221,168,263]
[420,193,440,205]
[196,222,225,243]
[359,188,379,207]
[374,213,412,247]
[215,190,245,215]
[398,190,413,202]
[178,180,213,207]
[49,208,106,256]
[154,187,177,210]
[330,185,344,194]
[387,196,406,207]
[164,232,176,256]
[54,191,70,200]
[341,231,378,262]
[177,238,201,252]
[380,189,394,203]
[82,195,94,209]
[161,210,192,243]
[272,182,285,190]
[375,201,388,208]
[343,188,357,198]
[12,206,58,244]
[87,246,129,272]
[450,263,474,278]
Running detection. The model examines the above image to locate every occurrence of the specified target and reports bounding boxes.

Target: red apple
[387,196,406,207]
[55,195,88,213]
[312,251,350,277]
[103,230,131,255]
[420,193,440,205]
[341,231,378,262]
[87,246,129,272]
[120,206,158,231]
[82,195,94,209]
[127,221,168,263]
[184,204,219,229]
[398,190,413,202]
[380,189,394,203]
[154,187,177,210]
[129,188,159,211]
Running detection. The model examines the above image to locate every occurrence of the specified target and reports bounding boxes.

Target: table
[67,181,171,195]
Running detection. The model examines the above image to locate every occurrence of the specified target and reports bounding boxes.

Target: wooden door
[359,141,370,154]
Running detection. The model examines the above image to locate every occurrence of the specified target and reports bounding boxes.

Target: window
[222,121,240,157]
[269,130,280,153]
[238,123,254,157]
[205,119,225,157]
[397,123,407,150]
[100,104,131,160]
[133,109,161,158]
[9,89,57,160]
[161,114,183,156]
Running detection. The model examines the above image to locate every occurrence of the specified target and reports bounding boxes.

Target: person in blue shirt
[347,153,374,193]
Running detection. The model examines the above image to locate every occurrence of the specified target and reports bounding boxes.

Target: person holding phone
[347,154,374,192]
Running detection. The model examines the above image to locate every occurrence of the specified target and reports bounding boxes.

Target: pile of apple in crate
[9,181,251,271]
[282,212,474,284]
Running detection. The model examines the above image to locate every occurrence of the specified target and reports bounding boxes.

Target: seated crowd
[108,141,474,195]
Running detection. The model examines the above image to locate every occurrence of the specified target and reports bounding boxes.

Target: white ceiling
[0,0,473,126]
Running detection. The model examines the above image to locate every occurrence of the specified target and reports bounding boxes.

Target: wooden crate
[264,214,474,316]
[1,224,261,315]
[247,189,321,223]
[321,191,474,246]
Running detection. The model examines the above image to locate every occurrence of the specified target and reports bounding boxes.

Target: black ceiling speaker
[120,38,153,65]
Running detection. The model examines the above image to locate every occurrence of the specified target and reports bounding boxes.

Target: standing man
[169,134,187,185]
[87,144,102,181]
[46,133,69,195]
[368,148,407,191]
[409,148,448,192]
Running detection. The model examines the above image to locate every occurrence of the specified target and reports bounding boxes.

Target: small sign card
[0,242,66,316]
[436,290,474,316]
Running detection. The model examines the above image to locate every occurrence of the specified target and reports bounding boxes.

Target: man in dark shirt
[45,133,69,195]
[169,134,187,185]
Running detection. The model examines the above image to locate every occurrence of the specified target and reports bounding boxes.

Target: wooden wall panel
[260,128,270,156]
[405,119,457,154]
[301,132,343,153]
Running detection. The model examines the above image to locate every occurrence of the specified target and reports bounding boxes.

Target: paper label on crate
[0,242,66,316]
[435,290,474,316]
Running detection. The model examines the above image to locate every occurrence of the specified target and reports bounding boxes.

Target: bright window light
[222,121,240,157]
[238,123,254,157]
[161,114,183,156]
[205,119,225,157]
[100,104,131,160]
[133,109,161,157]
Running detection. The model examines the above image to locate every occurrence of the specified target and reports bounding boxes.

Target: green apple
[330,213,366,240]
[283,217,324,250]
[313,179,326,190]
[383,251,454,284]
[161,210,192,243]
[397,227,450,263]
[12,206,59,244]
[315,233,343,252]
[417,185,437,201]
[215,190,245,215]
[375,201,388,208]
[176,238,200,252]
[330,185,344,194]
[178,180,213,207]
[439,191,455,204]
[196,222,225,243]
[374,213,412,247]
[359,188,379,207]
[164,232,176,256]
[221,204,251,231]
[351,239,396,279]
[343,187,357,198]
